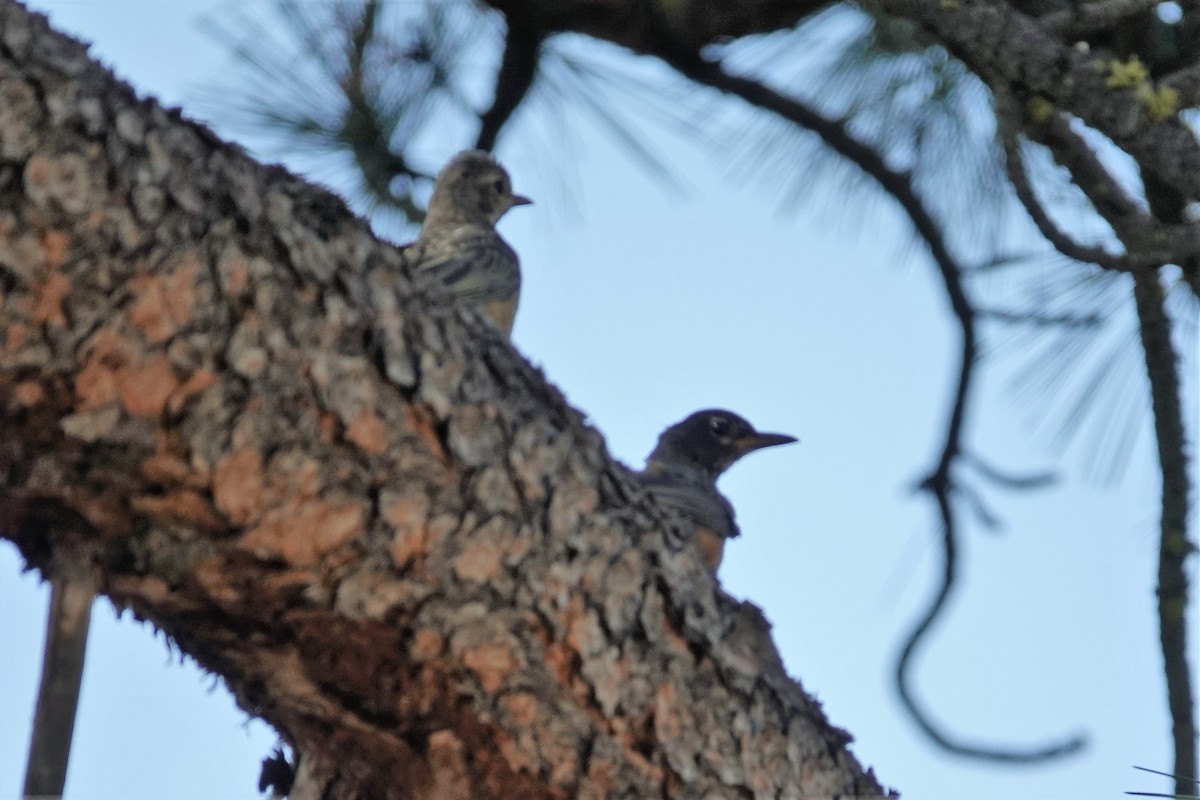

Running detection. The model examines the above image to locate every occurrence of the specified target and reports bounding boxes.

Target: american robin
[404,150,531,338]
[638,409,796,571]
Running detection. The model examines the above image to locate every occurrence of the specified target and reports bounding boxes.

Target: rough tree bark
[0,3,890,798]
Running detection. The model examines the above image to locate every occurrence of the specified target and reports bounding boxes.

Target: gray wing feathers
[409,227,520,303]
[640,475,740,540]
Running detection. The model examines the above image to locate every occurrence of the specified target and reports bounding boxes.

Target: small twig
[963,451,1059,489]
[978,307,1104,328]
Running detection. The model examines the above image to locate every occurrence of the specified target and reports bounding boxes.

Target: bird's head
[426,149,532,227]
[647,409,797,479]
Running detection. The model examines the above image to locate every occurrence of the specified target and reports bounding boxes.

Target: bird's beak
[733,432,798,457]
[510,194,533,207]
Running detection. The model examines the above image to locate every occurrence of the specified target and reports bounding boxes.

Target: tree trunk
[0,3,889,797]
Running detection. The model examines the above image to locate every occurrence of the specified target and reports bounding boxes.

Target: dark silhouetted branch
[476,15,546,151]
[1132,272,1198,796]
[654,42,1087,764]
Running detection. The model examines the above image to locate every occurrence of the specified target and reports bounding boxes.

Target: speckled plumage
[404,150,531,338]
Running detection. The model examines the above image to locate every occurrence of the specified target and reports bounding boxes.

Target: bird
[403,150,531,338]
[637,409,797,571]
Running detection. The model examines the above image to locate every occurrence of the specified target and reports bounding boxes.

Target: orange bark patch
[391,525,427,569]
[219,248,249,297]
[453,538,504,583]
[461,642,517,693]
[190,557,242,607]
[130,255,201,343]
[31,271,70,327]
[166,369,218,415]
[40,229,71,270]
[544,641,575,686]
[426,730,471,800]
[241,498,366,566]
[13,380,44,407]
[405,404,447,461]
[346,407,389,454]
[502,692,539,726]
[317,408,338,444]
[564,596,602,657]
[496,731,539,776]
[119,355,180,417]
[384,493,430,569]
[131,490,226,532]
[4,323,28,356]
[141,452,195,485]
[212,447,266,525]
[75,329,128,410]
[410,628,445,662]
[653,683,682,742]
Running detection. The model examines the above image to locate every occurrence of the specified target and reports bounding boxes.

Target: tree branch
[1131,272,1198,796]
[996,108,1127,269]
[0,2,889,797]
[651,42,1087,764]
[1021,108,1200,270]
[476,14,545,151]
[863,0,1200,203]
[1032,104,1198,794]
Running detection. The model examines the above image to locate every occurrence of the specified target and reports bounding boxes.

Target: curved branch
[654,43,1087,763]
[999,93,1200,271]
[896,487,1087,762]
[995,92,1131,268]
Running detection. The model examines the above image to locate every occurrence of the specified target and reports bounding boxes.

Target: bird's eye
[708,416,731,438]
[492,178,506,195]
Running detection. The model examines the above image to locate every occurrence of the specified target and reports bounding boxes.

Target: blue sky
[1,2,1196,798]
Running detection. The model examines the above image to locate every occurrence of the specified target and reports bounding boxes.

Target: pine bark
[0,3,889,797]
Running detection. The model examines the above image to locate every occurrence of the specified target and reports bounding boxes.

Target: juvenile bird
[404,150,531,338]
[638,409,796,571]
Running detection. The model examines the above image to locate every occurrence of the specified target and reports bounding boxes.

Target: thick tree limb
[0,3,889,798]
